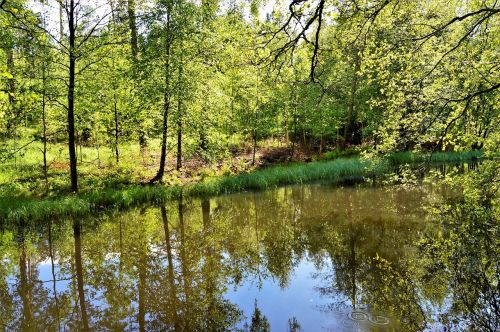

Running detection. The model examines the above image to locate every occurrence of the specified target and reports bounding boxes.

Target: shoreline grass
[0,151,485,224]
[386,150,484,165]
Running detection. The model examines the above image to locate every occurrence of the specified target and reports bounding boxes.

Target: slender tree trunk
[109,9,119,165]
[42,65,48,191]
[343,52,360,148]
[252,77,258,166]
[96,131,101,167]
[252,129,257,165]
[284,108,289,146]
[302,127,307,151]
[68,0,78,192]
[5,47,16,136]
[114,93,119,163]
[126,0,147,154]
[176,53,183,171]
[127,0,139,60]
[150,18,172,183]
[176,119,182,170]
[59,2,64,40]
[319,135,324,156]
[290,86,297,158]
[108,0,116,23]
[291,115,297,159]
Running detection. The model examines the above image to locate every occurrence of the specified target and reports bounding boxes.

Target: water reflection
[0,182,497,331]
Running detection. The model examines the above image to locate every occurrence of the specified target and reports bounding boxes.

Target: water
[0,181,497,331]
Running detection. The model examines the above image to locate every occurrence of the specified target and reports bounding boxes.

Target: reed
[387,150,484,165]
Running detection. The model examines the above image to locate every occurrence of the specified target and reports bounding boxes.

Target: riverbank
[0,151,484,224]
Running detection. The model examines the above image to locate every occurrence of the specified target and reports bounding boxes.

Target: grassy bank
[386,150,484,165]
[0,151,484,224]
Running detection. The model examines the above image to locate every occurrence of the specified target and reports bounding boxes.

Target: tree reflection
[73,220,89,331]
[0,175,497,330]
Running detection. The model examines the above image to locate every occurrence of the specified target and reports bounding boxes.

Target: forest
[0,0,498,214]
[0,0,496,193]
[0,1,499,331]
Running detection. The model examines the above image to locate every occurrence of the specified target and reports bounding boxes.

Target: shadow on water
[0,165,497,331]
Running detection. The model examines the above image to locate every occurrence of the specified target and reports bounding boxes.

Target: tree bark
[127,0,147,152]
[68,0,78,192]
[343,52,360,148]
[114,90,119,163]
[59,2,64,40]
[176,53,183,171]
[127,0,139,60]
[252,129,257,165]
[42,64,48,190]
[5,47,17,136]
[150,15,172,183]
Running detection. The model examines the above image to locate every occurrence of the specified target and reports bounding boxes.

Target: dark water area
[0,168,498,331]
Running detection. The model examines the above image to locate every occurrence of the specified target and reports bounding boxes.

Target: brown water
[0,181,497,331]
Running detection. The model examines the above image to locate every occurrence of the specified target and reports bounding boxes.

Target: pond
[0,174,498,331]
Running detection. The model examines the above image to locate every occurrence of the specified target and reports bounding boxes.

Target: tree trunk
[176,119,182,170]
[68,0,78,192]
[127,0,139,60]
[252,129,257,165]
[108,0,116,24]
[127,0,147,153]
[319,135,324,156]
[176,53,183,171]
[114,93,119,163]
[42,65,48,190]
[343,52,360,148]
[150,17,172,183]
[59,2,64,40]
[5,47,17,136]
[284,108,289,146]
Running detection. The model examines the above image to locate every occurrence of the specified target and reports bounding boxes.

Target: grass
[0,151,485,224]
[387,150,484,165]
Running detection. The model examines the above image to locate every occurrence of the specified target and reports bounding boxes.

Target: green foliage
[0,0,498,214]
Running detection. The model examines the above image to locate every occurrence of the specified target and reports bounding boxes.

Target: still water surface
[0,179,497,331]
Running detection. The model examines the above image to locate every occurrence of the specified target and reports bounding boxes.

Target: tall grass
[0,151,483,224]
[387,150,484,165]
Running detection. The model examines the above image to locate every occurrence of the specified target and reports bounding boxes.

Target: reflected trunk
[18,227,33,331]
[178,195,190,330]
[73,220,89,331]
[202,199,216,331]
[48,224,61,331]
[161,205,179,330]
